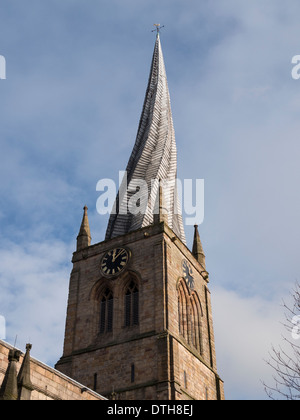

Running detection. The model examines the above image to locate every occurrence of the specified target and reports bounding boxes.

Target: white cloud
[212,286,289,399]
[0,240,72,364]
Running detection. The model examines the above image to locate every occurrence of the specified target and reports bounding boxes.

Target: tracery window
[190,293,203,354]
[178,282,188,340]
[99,288,113,334]
[125,281,139,327]
[177,279,203,354]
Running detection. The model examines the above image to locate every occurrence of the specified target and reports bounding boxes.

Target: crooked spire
[105,34,186,243]
[77,206,91,251]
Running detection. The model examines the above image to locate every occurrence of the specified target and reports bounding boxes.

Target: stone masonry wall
[56,222,224,400]
[0,340,105,400]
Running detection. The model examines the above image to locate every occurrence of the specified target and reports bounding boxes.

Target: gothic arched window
[99,288,113,334]
[178,280,189,341]
[125,281,139,327]
[190,294,203,354]
[177,280,203,354]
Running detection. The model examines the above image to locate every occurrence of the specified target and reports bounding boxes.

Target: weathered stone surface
[56,223,224,400]
[0,341,105,400]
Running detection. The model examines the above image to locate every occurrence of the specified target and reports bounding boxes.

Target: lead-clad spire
[105,34,186,243]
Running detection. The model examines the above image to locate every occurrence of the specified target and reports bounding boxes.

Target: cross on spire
[152,24,165,35]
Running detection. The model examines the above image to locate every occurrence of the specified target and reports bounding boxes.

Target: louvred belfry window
[99,288,113,333]
[125,281,139,327]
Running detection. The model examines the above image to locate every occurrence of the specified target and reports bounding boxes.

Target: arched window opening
[99,288,113,334]
[178,295,182,335]
[177,280,203,354]
[178,281,189,342]
[190,293,203,355]
[190,300,198,349]
[125,281,139,327]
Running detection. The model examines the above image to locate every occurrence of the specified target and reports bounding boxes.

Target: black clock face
[101,248,130,277]
[182,259,195,290]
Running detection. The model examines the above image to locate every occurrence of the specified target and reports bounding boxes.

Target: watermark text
[0,315,6,340]
[291,315,300,340]
[96,172,204,226]
[0,55,6,80]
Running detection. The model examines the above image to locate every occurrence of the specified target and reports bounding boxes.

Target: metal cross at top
[152,24,165,34]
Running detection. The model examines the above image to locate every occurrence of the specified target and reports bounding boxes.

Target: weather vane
[152,24,165,34]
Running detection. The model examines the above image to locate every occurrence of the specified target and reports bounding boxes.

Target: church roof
[105,34,186,244]
[0,340,106,400]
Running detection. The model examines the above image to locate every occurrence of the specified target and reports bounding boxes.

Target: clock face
[182,259,195,290]
[101,247,130,277]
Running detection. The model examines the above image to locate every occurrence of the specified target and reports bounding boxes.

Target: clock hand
[112,249,125,262]
[112,249,117,262]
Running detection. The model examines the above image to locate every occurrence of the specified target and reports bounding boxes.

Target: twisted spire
[105,34,186,243]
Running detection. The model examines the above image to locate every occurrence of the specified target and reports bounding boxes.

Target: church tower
[56,32,224,400]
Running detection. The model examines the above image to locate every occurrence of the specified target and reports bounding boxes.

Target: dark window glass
[107,296,113,332]
[131,364,135,383]
[125,281,139,327]
[100,288,113,333]
[133,290,139,325]
[125,291,131,327]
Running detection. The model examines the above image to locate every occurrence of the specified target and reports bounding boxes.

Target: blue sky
[0,0,300,400]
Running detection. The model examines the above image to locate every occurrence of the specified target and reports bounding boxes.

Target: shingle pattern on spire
[105,35,186,243]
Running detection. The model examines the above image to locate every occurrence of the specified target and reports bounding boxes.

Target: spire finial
[192,225,206,269]
[76,205,91,251]
[17,343,33,400]
[0,348,21,400]
[152,24,165,35]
